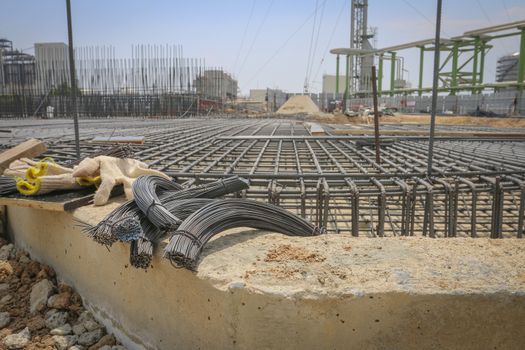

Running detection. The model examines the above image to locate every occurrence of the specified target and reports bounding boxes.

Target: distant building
[322,75,346,94]
[34,42,70,94]
[249,88,287,111]
[496,53,519,82]
[195,70,237,100]
[249,89,267,102]
[0,38,36,95]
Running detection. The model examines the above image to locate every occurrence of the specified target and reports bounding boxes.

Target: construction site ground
[3,200,524,349]
[2,113,525,349]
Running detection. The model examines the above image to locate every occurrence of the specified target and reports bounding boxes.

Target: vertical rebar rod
[371,65,381,164]
[426,0,442,176]
[66,0,80,158]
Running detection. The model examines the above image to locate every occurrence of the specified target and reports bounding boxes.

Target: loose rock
[3,326,30,349]
[78,328,104,346]
[88,334,116,349]
[0,244,14,260]
[0,294,13,303]
[0,245,125,349]
[53,334,78,350]
[27,315,46,331]
[48,292,71,309]
[83,319,102,332]
[18,255,31,264]
[69,346,86,350]
[29,279,54,313]
[0,311,10,328]
[51,323,72,335]
[72,323,87,335]
[78,311,102,331]
[45,310,69,329]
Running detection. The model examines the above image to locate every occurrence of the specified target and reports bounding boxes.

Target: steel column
[378,54,383,97]
[390,52,396,96]
[335,54,340,95]
[418,46,424,96]
[450,41,459,95]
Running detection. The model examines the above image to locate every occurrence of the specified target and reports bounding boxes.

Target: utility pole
[427,0,442,176]
[66,0,80,159]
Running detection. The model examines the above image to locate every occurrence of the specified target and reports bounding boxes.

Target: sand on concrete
[277,95,320,115]
[326,113,525,127]
[198,229,525,297]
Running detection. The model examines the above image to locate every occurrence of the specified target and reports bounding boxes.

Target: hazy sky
[1,0,524,94]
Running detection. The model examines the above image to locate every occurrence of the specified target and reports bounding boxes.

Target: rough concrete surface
[5,203,525,349]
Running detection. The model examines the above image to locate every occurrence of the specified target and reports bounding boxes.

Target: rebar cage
[30,118,525,238]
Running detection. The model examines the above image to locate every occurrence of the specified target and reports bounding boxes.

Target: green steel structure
[330,20,525,98]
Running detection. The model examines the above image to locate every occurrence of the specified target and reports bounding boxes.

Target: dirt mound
[277,95,320,115]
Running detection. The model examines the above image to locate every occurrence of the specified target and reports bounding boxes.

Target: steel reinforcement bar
[39,119,525,238]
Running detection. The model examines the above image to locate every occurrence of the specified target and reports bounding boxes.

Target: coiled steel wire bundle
[82,177,248,247]
[129,198,217,269]
[0,176,17,196]
[132,175,189,229]
[78,199,147,246]
[163,199,324,270]
[130,175,250,234]
[129,238,154,269]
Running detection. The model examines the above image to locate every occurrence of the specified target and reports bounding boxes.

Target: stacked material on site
[132,175,188,229]
[132,176,249,231]
[82,177,249,267]
[0,176,17,195]
[85,175,321,270]
[129,198,215,268]
[163,199,324,270]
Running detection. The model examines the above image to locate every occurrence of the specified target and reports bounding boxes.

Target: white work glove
[72,156,170,206]
[4,158,73,179]
[16,173,82,196]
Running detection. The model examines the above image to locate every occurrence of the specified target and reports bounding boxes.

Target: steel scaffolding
[331,20,525,98]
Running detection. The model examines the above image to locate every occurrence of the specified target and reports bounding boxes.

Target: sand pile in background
[277,95,320,115]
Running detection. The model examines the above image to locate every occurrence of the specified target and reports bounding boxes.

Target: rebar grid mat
[39,118,525,238]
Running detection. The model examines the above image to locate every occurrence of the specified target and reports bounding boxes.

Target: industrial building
[194,69,238,101]
[0,38,36,95]
[34,42,70,94]
[496,53,520,82]
[321,74,346,94]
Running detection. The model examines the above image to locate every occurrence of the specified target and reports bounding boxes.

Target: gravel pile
[0,238,127,350]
